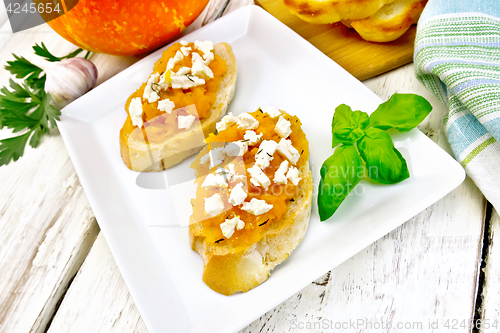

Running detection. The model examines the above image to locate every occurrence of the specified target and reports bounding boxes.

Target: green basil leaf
[358,128,409,184]
[331,104,369,147]
[318,145,364,221]
[368,93,432,132]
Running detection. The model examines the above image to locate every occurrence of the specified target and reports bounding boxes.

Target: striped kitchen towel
[414,0,500,210]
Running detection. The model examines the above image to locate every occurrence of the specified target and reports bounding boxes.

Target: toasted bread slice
[120,42,237,171]
[284,0,395,24]
[189,108,312,295]
[347,0,427,42]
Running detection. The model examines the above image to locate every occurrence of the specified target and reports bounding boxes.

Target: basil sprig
[318,93,432,221]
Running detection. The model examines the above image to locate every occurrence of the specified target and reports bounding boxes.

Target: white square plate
[58,5,465,333]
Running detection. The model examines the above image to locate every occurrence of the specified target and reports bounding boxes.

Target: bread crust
[284,0,427,43]
[189,112,313,296]
[349,0,427,42]
[284,0,395,24]
[120,43,237,172]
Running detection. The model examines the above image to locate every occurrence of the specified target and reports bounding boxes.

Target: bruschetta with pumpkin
[189,107,312,295]
[120,41,237,171]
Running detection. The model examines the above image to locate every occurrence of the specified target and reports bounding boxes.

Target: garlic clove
[44,57,98,109]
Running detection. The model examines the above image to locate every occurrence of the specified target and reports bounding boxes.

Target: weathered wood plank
[0,22,137,333]
[479,209,500,333]
[0,132,100,333]
[47,234,149,333]
[0,27,103,332]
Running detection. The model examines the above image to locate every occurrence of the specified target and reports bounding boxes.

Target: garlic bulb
[44,58,98,109]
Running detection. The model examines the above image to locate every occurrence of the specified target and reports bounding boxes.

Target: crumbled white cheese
[255,140,278,170]
[166,50,184,71]
[248,164,271,189]
[157,99,175,113]
[228,183,247,206]
[223,142,240,156]
[220,216,245,238]
[149,73,160,83]
[194,40,214,63]
[235,141,249,156]
[275,116,292,138]
[264,106,281,118]
[286,166,301,185]
[178,115,196,129]
[218,163,245,181]
[236,217,245,230]
[129,97,144,128]
[170,74,205,89]
[209,147,226,168]
[215,167,232,183]
[180,46,191,56]
[191,53,214,80]
[277,138,300,165]
[236,113,259,130]
[224,164,237,179]
[200,151,210,164]
[223,141,248,157]
[241,198,273,215]
[180,40,188,46]
[204,193,224,217]
[158,72,171,90]
[199,147,226,167]
[173,66,191,76]
[143,73,160,103]
[216,112,237,132]
[274,160,289,185]
[244,130,263,145]
[202,173,227,188]
[149,91,160,103]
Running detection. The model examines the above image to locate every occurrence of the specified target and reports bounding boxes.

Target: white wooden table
[1,1,499,332]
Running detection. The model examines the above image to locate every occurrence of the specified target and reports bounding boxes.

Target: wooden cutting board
[255,0,416,81]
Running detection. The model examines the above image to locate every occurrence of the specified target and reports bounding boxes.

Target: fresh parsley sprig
[318,93,432,221]
[0,79,60,165]
[0,44,83,166]
[33,42,86,62]
[5,54,45,91]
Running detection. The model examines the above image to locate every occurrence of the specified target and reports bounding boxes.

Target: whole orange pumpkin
[46,0,209,55]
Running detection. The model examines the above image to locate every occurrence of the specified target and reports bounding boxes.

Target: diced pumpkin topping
[190,108,309,247]
[120,41,227,145]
